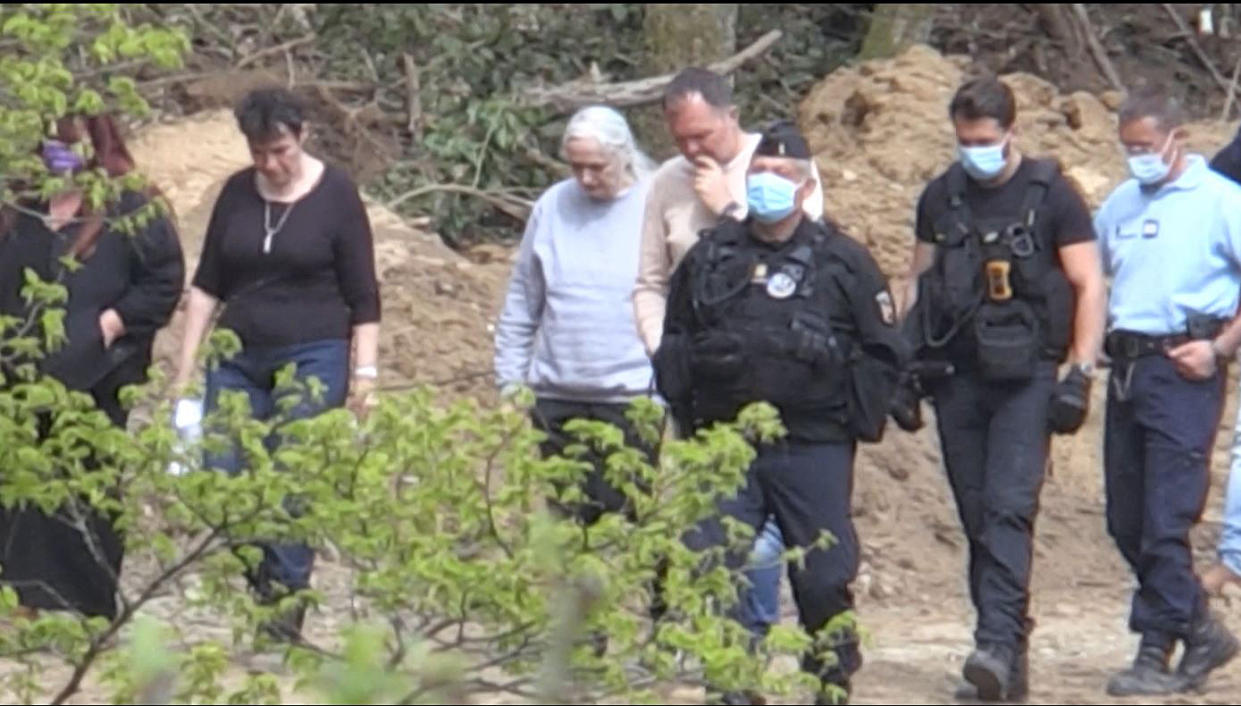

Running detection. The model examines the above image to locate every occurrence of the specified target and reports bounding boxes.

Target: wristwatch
[721,201,743,221]
[354,365,379,380]
[1071,362,1095,380]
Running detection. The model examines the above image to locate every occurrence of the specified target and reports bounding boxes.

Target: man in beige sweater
[633,67,823,355]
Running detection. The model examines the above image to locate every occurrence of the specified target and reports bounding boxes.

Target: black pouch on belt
[974,299,1041,382]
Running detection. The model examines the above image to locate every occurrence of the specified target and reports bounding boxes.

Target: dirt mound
[798,43,1241,643]
[127,110,508,401]
[799,44,1239,279]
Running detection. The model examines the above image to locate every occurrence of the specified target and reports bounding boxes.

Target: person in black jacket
[1210,125,1241,184]
[0,114,185,620]
[655,121,907,705]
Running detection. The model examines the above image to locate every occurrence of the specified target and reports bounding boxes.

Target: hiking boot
[956,646,1030,702]
[1177,612,1240,689]
[1106,641,1187,696]
[962,643,1016,702]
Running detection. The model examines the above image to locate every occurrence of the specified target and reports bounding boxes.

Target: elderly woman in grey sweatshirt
[494,105,658,524]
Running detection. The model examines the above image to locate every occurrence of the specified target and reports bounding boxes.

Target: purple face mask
[41,140,85,175]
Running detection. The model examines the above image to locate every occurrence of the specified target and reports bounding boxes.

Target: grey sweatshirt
[494,178,654,403]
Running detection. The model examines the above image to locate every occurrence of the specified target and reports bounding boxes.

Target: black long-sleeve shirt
[0,190,185,391]
[1212,126,1241,185]
[192,164,381,348]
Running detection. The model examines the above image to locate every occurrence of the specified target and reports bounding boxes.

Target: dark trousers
[1105,355,1222,640]
[531,397,662,523]
[204,338,350,598]
[929,361,1056,649]
[0,355,142,619]
[531,397,668,622]
[684,440,861,684]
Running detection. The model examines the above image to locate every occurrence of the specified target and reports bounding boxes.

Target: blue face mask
[746,171,801,223]
[1127,134,1174,186]
[958,137,1009,181]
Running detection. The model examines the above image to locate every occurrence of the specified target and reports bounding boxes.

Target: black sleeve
[914,183,938,243]
[1046,174,1096,248]
[841,243,910,367]
[331,174,381,325]
[662,246,699,340]
[111,193,186,339]
[190,175,238,299]
[1211,129,1241,186]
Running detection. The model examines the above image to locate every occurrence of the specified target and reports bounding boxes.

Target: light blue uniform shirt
[1096,154,1241,335]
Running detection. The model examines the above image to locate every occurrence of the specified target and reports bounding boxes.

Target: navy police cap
[754,119,812,159]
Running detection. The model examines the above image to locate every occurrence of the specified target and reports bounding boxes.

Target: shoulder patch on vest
[875,290,896,326]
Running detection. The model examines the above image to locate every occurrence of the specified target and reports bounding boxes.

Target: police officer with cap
[655,120,907,705]
[895,76,1106,702]
[1094,88,1241,697]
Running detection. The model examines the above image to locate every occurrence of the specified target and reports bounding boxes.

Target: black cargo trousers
[927,360,1058,651]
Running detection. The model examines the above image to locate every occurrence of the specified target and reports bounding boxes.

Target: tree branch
[1161,3,1233,93]
[49,526,226,705]
[1070,4,1124,91]
[524,29,783,113]
[385,184,532,221]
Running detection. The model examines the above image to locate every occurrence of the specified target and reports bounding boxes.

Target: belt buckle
[1122,336,1141,359]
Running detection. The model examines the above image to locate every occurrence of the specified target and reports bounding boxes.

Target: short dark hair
[662,67,733,111]
[1118,88,1185,133]
[234,87,306,142]
[949,77,1017,129]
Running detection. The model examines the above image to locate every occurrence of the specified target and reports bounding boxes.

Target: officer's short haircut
[1118,88,1186,133]
[663,67,734,112]
[949,77,1017,129]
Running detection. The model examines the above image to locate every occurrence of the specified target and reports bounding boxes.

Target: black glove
[1049,365,1092,435]
[889,371,925,432]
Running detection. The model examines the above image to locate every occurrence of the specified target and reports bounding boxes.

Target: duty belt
[1105,330,1206,361]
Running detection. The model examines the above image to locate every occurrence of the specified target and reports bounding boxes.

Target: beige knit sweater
[632,132,825,354]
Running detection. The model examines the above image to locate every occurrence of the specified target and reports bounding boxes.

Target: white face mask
[1126,133,1175,186]
[958,134,1011,180]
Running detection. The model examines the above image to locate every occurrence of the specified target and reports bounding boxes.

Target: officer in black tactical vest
[655,120,908,705]
[894,78,1106,702]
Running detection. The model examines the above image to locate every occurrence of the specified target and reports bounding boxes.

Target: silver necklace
[262,200,296,254]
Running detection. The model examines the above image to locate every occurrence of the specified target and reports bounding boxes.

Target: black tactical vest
[916,159,1075,373]
[685,219,854,424]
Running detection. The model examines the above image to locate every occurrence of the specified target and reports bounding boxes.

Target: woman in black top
[172,88,381,640]
[0,114,185,619]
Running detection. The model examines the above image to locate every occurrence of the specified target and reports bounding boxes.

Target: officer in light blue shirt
[1094,89,1241,698]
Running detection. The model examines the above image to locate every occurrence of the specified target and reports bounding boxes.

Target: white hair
[559,105,656,181]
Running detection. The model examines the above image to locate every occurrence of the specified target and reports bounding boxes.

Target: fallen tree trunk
[524,29,782,114]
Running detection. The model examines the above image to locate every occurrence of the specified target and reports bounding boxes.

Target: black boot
[1177,612,1240,689]
[961,643,1017,702]
[955,643,1029,702]
[1106,637,1187,696]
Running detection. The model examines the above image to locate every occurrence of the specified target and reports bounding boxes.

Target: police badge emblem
[875,290,895,325]
[766,272,797,299]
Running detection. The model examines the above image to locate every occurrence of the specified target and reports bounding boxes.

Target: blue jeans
[1222,400,1241,576]
[203,338,350,597]
[744,517,784,630]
